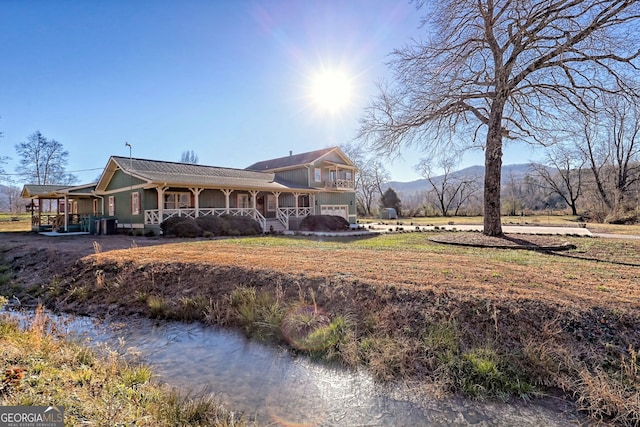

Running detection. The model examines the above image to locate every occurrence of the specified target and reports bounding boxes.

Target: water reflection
[11,311,586,426]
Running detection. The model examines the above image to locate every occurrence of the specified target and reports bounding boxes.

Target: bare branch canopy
[358,0,640,235]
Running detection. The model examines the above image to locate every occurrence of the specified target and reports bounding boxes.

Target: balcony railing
[324,179,354,190]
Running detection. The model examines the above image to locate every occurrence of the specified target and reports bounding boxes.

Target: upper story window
[314,168,322,182]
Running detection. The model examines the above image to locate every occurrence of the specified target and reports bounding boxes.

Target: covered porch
[143,185,317,232]
[21,184,102,233]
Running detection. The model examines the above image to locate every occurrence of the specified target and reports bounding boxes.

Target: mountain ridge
[387,163,540,193]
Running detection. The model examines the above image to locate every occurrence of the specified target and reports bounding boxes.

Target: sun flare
[309,69,353,114]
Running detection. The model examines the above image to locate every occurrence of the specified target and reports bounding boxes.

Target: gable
[245,146,355,172]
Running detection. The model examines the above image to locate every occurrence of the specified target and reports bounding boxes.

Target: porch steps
[266,219,287,233]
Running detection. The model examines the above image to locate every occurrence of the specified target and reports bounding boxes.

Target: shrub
[195,214,262,237]
[299,215,349,231]
[195,215,228,236]
[160,217,201,237]
[221,215,262,235]
[605,211,638,225]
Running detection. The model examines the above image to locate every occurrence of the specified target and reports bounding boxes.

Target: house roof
[96,156,314,191]
[20,183,99,199]
[245,146,352,172]
[20,184,70,199]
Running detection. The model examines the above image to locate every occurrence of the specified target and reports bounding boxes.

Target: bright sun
[309,69,353,114]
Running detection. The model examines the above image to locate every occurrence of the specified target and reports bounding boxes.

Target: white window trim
[131,191,140,215]
[108,196,115,216]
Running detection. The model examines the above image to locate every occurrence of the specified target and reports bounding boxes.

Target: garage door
[320,205,348,220]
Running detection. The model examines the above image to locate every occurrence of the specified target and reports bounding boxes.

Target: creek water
[9,311,587,426]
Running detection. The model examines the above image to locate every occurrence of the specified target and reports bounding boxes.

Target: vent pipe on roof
[289,150,293,156]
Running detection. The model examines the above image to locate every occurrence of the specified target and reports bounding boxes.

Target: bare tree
[341,143,390,216]
[180,150,199,164]
[0,118,8,182]
[15,131,78,185]
[416,156,480,216]
[358,0,640,235]
[578,94,640,214]
[531,145,585,215]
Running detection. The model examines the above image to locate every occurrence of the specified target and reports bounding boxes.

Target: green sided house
[21,146,357,234]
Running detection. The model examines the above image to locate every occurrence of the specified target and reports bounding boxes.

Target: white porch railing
[278,207,313,217]
[145,208,267,232]
[275,207,313,230]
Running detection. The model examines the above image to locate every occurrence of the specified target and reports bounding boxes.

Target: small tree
[15,131,77,185]
[180,150,199,164]
[531,145,584,216]
[0,119,8,182]
[416,155,481,216]
[341,143,390,216]
[380,187,402,216]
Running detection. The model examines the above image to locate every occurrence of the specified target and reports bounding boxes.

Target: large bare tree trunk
[484,137,503,236]
[484,104,504,236]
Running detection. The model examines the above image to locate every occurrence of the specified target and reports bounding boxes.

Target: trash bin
[94,220,101,235]
[101,218,117,235]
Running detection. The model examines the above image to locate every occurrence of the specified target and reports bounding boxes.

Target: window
[238,194,249,209]
[314,168,322,182]
[298,195,310,207]
[267,194,276,212]
[346,171,352,181]
[131,191,140,215]
[330,170,336,182]
[164,192,191,209]
[108,196,115,216]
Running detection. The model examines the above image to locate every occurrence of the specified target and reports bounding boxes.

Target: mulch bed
[429,232,577,250]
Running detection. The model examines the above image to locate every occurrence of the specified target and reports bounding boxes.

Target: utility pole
[125,142,132,234]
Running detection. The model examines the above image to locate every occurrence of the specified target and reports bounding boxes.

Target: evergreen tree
[380,187,402,216]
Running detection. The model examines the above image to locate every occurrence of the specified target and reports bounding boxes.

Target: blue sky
[0,0,538,185]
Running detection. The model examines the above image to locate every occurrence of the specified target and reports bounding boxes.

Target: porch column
[272,191,281,212]
[64,195,68,232]
[293,192,300,210]
[189,187,204,217]
[157,186,168,224]
[249,190,259,219]
[222,189,233,214]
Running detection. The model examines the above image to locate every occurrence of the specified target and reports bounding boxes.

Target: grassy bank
[0,214,30,232]
[2,232,640,425]
[0,299,251,426]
